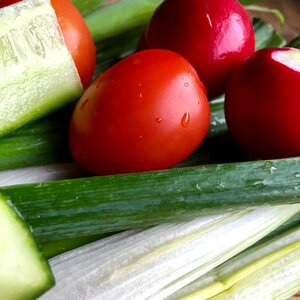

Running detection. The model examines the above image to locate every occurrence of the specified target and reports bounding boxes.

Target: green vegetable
[175,224,300,299]
[39,206,299,299]
[287,36,300,48]
[0,192,54,299]
[2,156,300,245]
[85,0,163,43]
[71,0,104,16]
[0,117,70,171]
[253,17,286,50]
[0,0,83,137]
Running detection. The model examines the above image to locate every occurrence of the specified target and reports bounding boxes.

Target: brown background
[248,0,300,42]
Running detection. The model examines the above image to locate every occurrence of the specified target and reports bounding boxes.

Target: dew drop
[138,92,143,98]
[184,82,189,87]
[181,112,190,128]
[138,135,143,141]
[155,117,162,123]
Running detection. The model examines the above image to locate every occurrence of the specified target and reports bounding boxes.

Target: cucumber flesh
[0,0,83,136]
[0,194,54,299]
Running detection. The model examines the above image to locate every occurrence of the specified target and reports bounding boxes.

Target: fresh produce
[139,0,255,97]
[0,0,96,88]
[225,47,300,159]
[0,192,54,299]
[172,222,300,299]
[0,0,84,136]
[1,156,300,247]
[0,17,284,173]
[0,0,298,299]
[39,205,299,299]
[69,49,210,175]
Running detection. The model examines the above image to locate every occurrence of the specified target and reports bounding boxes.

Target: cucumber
[3,156,300,245]
[0,0,83,137]
[0,193,54,299]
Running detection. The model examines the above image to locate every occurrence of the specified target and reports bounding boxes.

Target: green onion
[85,0,163,44]
[2,156,300,246]
[175,226,300,299]
[0,163,85,187]
[71,0,104,17]
[40,205,299,299]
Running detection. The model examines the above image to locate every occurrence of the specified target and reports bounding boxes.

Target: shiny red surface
[142,0,255,98]
[51,0,95,88]
[225,47,300,159]
[69,49,210,175]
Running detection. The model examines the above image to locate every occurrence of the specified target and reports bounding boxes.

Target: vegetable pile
[0,0,299,299]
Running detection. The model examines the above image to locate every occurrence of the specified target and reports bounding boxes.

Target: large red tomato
[69,49,210,175]
[225,47,300,159]
[141,0,255,98]
[0,0,96,88]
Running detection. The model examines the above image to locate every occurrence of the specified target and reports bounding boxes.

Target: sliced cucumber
[0,193,54,300]
[0,0,83,136]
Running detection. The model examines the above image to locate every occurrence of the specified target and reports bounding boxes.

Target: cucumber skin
[2,157,300,244]
[0,195,54,299]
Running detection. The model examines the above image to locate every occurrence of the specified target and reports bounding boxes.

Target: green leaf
[287,36,300,49]
[253,17,286,50]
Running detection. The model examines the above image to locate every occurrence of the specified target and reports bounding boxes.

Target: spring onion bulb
[0,163,86,187]
[40,205,300,300]
[174,227,300,299]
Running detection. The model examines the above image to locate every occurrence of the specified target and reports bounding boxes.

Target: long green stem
[2,156,300,244]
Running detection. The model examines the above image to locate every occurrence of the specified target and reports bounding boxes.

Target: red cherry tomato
[0,0,96,88]
[69,49,210,175]
[141,0,255,98]
[225,47,300,159]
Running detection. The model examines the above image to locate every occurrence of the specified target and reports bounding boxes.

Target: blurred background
[249,0,300,42]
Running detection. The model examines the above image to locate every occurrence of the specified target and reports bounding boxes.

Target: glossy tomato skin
[51,0,96,88]
[142,0,255,98]
[225,47,300,159]
[70,49,210,175]
[0,0,96,88]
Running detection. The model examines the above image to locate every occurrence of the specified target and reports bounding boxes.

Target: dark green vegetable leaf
[253,17,286,50]
[287,36,300,48]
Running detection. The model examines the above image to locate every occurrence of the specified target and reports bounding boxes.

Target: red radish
[140,0,255,98]
[225,47,300,159]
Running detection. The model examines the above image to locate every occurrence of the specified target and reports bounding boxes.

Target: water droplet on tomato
[138,135,143,141]
[181,112,190,128]
[205,13,213,29]
[184,82,189,87]
[80,98,89,110]
[138,92,143,98]
[155,117,162,123]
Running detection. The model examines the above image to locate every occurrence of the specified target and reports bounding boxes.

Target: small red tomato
[69,49,210,175]
[225,47,300,159]
[0,0,96,88]
[141,0,255,98]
